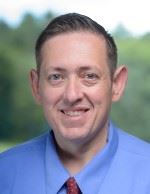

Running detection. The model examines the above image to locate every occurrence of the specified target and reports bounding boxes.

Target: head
[30,13,127,150]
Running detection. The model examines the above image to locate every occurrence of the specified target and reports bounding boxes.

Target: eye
[47,73,64,86]
[85,73,99,80]
[48,73,62,80]
[81,72,100,86]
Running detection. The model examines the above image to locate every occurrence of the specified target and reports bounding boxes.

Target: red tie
[66,177,80,194]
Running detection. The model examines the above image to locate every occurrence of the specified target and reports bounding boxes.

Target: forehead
[42,31,106,52]
[40,31,108,72]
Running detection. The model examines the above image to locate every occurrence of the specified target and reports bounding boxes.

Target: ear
[29,69,42,104]
[112,65,128,102]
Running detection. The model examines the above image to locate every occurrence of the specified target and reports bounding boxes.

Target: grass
[0,141,18,153]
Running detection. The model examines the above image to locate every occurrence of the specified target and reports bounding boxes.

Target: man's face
[31,32,125,146]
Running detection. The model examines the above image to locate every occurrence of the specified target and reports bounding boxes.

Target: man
[0,13,150,194]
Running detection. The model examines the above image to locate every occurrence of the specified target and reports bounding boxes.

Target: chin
[64,129,90,142]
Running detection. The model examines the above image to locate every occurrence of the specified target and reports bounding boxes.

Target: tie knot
[66,177,80,194]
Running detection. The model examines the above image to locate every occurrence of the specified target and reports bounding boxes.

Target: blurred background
[0,0,150,152]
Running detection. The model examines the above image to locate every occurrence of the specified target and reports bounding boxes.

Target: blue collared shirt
[0,122,150,194]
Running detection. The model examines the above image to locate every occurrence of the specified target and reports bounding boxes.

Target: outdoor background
[0,0,150,152]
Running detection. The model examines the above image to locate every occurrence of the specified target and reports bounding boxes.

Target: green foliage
[0,47,15,138]
[0,11,56,141]
[0,14,150,143]
[111,35,150,142]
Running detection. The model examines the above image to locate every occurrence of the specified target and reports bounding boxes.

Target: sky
[0,0,150,36]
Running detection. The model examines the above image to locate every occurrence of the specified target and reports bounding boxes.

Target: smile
[61,109,89,117]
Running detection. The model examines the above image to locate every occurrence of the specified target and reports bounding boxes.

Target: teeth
[64,111,81,116]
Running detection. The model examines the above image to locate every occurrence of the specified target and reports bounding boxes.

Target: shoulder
[0,133,50,193]
[0,132,49,164]
[117,128,150,158]
[111,128,150,189]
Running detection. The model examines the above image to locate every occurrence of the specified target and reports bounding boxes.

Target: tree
[113,23,132,39]
[0,48,15,138]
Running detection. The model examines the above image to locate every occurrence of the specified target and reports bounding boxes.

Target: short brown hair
[35,13,117,75]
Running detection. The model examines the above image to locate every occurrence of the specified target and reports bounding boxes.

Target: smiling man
[0,13,150,194]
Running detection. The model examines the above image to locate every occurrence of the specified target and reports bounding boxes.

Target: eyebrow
[78,66,94,71]
[77,65,102,74]
[45,67,66,73]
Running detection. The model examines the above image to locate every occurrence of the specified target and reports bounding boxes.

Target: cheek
[88,86,113,112]
[39,87,63,107]
[87,85,110,103]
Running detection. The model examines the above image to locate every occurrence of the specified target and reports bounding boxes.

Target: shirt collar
[45,122,118,193]
[75,122,118,194]
[45,132,70,193]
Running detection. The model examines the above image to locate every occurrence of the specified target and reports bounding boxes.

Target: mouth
[60,108,89,117]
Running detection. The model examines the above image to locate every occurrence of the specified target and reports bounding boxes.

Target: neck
[55,124,108,175]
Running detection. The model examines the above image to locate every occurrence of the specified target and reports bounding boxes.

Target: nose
[63,77,83,105]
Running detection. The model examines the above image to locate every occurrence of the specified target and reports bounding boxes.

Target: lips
[60,108,89,117]
[58,107,90,128]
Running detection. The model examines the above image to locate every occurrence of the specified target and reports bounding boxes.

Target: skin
[30,31,128,174]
